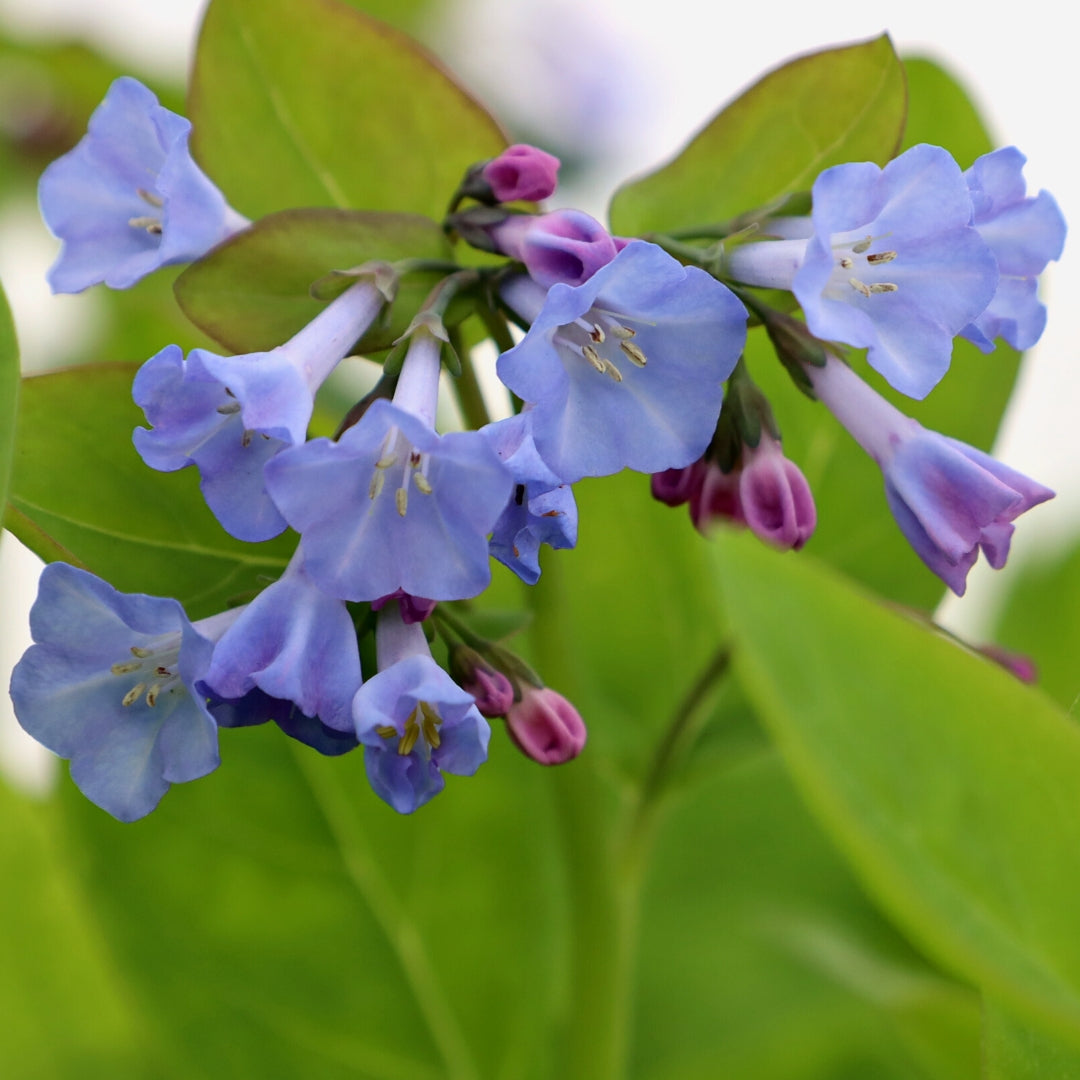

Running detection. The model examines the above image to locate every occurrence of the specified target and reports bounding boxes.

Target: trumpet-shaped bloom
[353,605,490,813]
[207,688,359,756]
[9,563,232,821]
[960,147,1066,352]
[200,556,362,734]
[809,353,1053,594]
[498,241,747,482]
[725,144,998,399]
[39,77,247,293]
[482,411,577,584]
[134,281,384,542]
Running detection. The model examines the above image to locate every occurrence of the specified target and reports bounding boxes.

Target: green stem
[451,340,492,431]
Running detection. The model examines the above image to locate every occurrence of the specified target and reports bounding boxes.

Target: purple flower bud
[481,144,561,203]
[690,462,744,536]
[651,461,704,507]
[737,434,817,551]
[504,686,586,765]
[488,209,619,287]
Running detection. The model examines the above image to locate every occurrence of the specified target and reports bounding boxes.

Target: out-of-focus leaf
[609,35,906,236]
[174,209,451,353]
[188,0,506,220]
[0,282,17,515]
[901,57,996,166]
[983,999,1080,1078]
[713,528,1080,1048]
[5,364,293,619]
[0,780,168,1079]
[989,538,1080,714]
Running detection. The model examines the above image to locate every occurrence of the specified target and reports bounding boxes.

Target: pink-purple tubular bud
[505,686,587,765]
[690,462,745,535]
[481,144,561,204]
[372,590,437,624]
[486,209,619,287]
[737,435,817,551]
[467,668,516,718]
[651,462,704,508]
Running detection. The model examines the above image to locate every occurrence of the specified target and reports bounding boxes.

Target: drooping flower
[480,144,561,203]
[264,329,514,602]
[808,353,1053,595]
[960,147,1066,352]
[482,410,577,585]
[504,686,586,766]
[352,603,490,813]
[498,241,748,483]
[487,208,619,287]
[207,688,359,756]
[8,562,235,821]
[39,76,248,293]
[724,143,999,399]
[199,552,362,734]
[134,280,386,542]
[737,433,816,551]
[690,461,743,535]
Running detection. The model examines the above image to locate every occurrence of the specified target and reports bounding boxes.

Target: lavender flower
[134,280,385,542]
[809,353,1053,595]
[9,563,235,821]
[39,77,247,293]
[737,433,816,551]
[960,147,1066,352]
[353,603,490,813]
[725,144,998,399]
[498,241,747,483]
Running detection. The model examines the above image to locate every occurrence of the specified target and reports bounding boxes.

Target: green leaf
[188,0,506,220]
[983,999,1080,1078]
[175,209,451,353]
[609,35,906,236]
[713,529,1080,1048]
[901,57,994,167]
[0,781,168,1079]
[0,282,17,517]
[5,364,293,618]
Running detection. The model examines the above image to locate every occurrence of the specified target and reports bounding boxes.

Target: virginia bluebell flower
[498,241,747,482]
[737,433,817,551]
[134,280,386,542]
[482,411,577,584]
[808,353,1053,594]
[200,552,362,734]
[207,688,359,756]
[487,208,619,287]
[960,147,1066,352]
[264,329,514,601]
[724,144,999,399]
[39,77,248,293]
[353,602,490,813]
[9,563,237,821]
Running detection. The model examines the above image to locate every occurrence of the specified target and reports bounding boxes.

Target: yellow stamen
[122,683,146,707]
[620,341,647,367]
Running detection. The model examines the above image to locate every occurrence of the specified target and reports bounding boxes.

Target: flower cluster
[12,79,1063,822]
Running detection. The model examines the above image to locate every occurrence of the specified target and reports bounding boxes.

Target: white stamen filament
[113,632,183,708]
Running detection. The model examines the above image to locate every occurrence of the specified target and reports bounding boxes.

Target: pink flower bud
[486,209,619,288]
[467,667,516,717]
[737,434,816,551]
[505,686,586,765]
[690,461,744,535]
[481,144,561,203]
[651,461,704,507]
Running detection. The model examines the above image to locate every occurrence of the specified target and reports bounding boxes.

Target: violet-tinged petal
[39,77,245,294]
[738,436,816,551]
[9,562,219,821]
[201,560,362,733]
[264,398,513,602]
[206,688,359,756]
[498,242,747,482]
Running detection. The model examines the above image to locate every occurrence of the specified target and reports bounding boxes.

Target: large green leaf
[609,35,906,236]
[5,364,293,618]
[174,209,451,353]
[0,281,17,516]
[983,999,1080,1078]
[188,0,506,220]
[0,780,168,1079]
[713,528,1080,1047]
